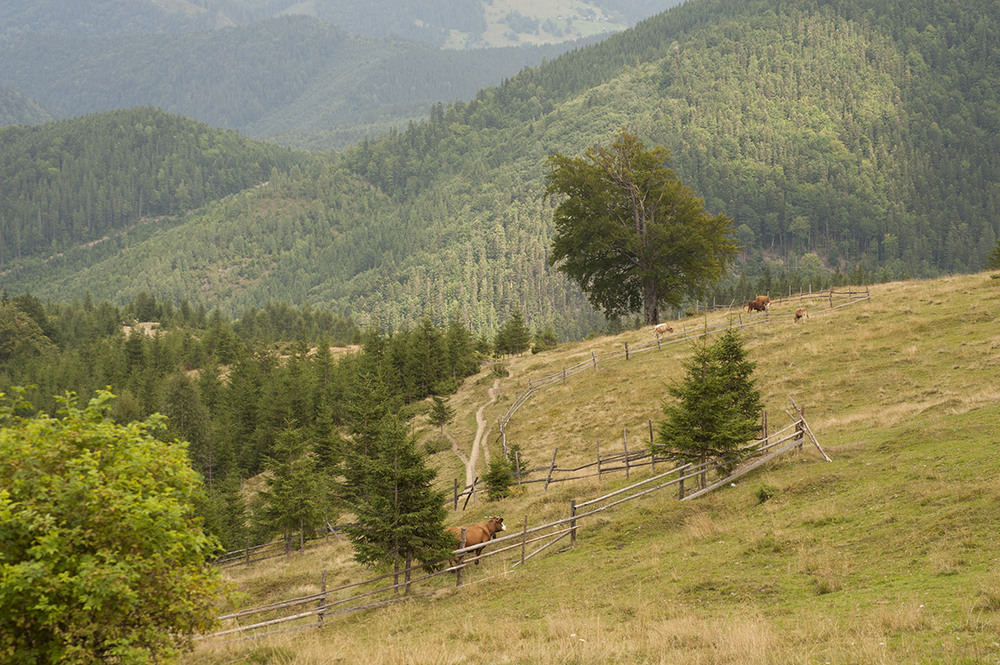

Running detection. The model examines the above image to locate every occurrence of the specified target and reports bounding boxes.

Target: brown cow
[746,299,767,313]
[653,323,673,336]
[794,307,809,323]
[755,295,772,308]
[447,515,505,566]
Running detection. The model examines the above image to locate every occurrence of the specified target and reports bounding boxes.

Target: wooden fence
[204,411,829,642]
[493,286,869,457]
[215,288,868,565]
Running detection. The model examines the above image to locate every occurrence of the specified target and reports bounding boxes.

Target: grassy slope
[195,273,1000,664]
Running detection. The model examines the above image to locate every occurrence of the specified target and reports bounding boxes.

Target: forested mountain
[0,15,599,149]
[0,87,50,127]
[0,0,683,45]
[2,0,998,340]
[0,107,310,266]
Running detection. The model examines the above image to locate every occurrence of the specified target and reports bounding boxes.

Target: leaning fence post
[453,478,459,511]
[592,351,597,371]
[244,534,250,567]
[570,500,577,547]
[544,448,558,491]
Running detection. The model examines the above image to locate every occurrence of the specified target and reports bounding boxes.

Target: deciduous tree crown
[546,130,739,325]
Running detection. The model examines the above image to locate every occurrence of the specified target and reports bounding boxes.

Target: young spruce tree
[343,414,454,592]
[656,329,762,486]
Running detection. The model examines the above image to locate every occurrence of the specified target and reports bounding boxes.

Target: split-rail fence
[204,408,829,643]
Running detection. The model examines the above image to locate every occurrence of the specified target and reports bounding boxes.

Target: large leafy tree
[0,389,222,664]
[546,130,739,325]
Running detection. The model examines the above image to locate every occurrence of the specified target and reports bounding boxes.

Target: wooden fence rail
[205,413,827,642]
[495,287,869,457]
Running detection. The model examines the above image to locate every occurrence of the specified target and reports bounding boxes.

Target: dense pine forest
[0,108,311,266]
[0,289,500,548]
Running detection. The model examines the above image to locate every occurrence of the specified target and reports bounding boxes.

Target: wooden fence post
[244,534,250,567]
[623,426,630,480]
[678,468,685,499]
[453,478,459,511]
[625,342,630,360]
[596,440,602,481]
[592,351,597,371]
[544,448,558,491]
[456,528,466,587]
[562,368,566,383]
[649,420,656,474]
[521,516,527,566]
[317,569,327,628]
[515,450,522,489]
[570,500,577,547]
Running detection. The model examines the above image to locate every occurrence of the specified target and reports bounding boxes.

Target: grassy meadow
[191,273,1000,664]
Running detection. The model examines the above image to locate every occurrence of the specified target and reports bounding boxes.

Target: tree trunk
[642,279,659,325]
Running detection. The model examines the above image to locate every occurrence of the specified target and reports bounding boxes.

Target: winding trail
[462,378,501,488]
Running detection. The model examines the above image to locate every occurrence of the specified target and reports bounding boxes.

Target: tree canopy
[0,389,222,664]
[546,130,739,325]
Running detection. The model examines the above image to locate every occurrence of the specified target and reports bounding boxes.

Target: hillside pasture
[192,273,1000,664]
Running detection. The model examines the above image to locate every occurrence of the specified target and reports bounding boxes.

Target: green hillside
[0,107,309,268]
[191,272,1000,664]
[2,0,998,340]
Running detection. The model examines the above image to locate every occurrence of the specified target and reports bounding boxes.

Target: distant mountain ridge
[1,0,997,340]
[0,0,683,45]
[0,15,607,149]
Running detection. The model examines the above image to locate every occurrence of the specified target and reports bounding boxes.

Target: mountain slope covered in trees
[0,0,682,46]
[0,16,597,149]
[1,0,997,339]
[0,107,310,268]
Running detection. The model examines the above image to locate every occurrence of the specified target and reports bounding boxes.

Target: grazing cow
[794,307,809,323]
[754,295,772,309]
[653,323,673,336]
[746,299,767,313]
[447,515,505,566]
